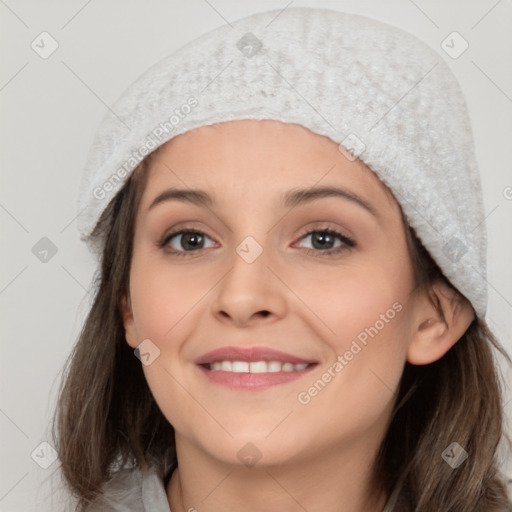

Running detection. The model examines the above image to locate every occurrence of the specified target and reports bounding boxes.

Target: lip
[194,346,319,391]
[197,363,317,390]
[194,346,318,365]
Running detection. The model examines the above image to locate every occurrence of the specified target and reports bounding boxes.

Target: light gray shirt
[87,466,171,511]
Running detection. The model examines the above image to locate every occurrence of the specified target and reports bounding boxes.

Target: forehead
[139,119,399,214]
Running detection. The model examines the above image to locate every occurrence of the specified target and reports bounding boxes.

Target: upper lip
[194,346,318,365]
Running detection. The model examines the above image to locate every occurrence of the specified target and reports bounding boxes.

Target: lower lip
[197,364,317,390]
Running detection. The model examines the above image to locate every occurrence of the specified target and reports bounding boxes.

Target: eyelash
[157,225,356,258]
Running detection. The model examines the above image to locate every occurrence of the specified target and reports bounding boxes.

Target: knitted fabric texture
[77,7,488,318]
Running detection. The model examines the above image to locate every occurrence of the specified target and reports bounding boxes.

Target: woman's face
[122,119,421,467]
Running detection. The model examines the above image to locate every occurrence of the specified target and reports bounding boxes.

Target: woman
[52,7,512,511]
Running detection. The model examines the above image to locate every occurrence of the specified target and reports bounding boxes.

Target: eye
[294,227,355,256]
[158,229,216,256]
[157,226,355,258]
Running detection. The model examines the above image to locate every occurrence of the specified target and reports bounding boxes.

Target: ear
[407,280,475,365]
[120,294,139,349]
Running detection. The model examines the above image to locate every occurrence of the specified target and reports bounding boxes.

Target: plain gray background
[1,1,511,510]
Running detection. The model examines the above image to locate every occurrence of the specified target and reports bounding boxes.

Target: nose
[210,243,288,328]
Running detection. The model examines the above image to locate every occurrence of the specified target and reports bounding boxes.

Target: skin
[121,119,474,512]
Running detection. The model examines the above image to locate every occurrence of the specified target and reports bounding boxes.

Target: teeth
[221,361,232,371]
[208,360,310,373]
[249,361,267,373]
[232,361,249,372]
[267,361,282,372]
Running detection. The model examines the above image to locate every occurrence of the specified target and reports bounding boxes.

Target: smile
[205,361,312,372]
[194,345,319,390]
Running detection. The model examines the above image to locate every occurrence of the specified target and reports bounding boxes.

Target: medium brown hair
[51,153,512,511]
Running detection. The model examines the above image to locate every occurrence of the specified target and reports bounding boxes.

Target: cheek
[299,261,413,409]
[128,258,208,429]
[129,257,205,342]
[304,254,412,344]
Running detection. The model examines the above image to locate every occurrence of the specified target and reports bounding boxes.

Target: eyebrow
[147,186,379,218]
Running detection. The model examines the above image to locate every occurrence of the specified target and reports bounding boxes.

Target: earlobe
[407,281,475,365]
[120,294,138,349]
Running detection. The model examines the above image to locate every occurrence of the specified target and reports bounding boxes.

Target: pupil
[183,233,202,250]
[313,232,333,249]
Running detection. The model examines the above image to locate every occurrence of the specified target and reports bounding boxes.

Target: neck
[166,433,389,512]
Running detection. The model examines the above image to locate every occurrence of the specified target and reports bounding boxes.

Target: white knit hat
[77,7,488,319]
